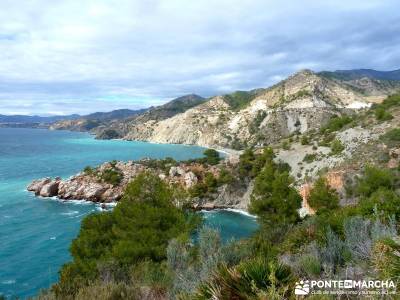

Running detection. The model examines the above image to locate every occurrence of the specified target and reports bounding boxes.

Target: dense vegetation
[35,144,400,299]
[223,91,257,111]
[320,115,353,134]
[83,162,123,186]
[46,173,199,298]
[34,92,400,299]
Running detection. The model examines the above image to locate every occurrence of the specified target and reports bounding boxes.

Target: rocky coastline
[27,159,252,210]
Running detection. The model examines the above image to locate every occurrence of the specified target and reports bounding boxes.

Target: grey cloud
[0,0,399,115]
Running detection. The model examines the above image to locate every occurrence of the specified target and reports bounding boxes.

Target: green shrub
[319,228,346,273]
[54,173,194,297]
[195,258,292,300]
[372,93,400,110]
[282,141,291,150]
[330,139,345,155]
[75,282,140,300]
[202,149,221,165]
[359,188,400,221]
[250,154,301,226]
[372,238,400,284]
[238,148,256,177]
[223,91,256,111]
[218,168,235,185]
[100,168,122,186]
[301,135,310,145]
[318,133,335,146]
[83,166,95,176]
[380,128,400,147]
[303,153,317,163]
[299,255,322,277]
[189,172,220,198]
[237,147,275,178]
[343,216,397,262]
[308,177,340,213]
[356,165,394,197]
[320,115,353,134]
[374,107,393,121]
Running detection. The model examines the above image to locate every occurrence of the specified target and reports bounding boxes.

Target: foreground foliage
[53,173,196,297]
[39,138,400,299]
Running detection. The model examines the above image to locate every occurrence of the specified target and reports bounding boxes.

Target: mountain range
[319,68,400,81]
[0,108,146,128]
[2,68,400,149]
[49,68,399,149]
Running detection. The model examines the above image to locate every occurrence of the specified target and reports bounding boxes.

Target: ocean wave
[65,199,93,206]
[200,208,257,218]
[60,210,79,216]
[72,212,93,219]
[50,237,56,240]
[1,279,16,285]
[39,196,96,206]
[224,208,257,218]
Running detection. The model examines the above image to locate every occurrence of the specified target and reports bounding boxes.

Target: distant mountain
[0,108,146,125]
[136,94,206,122]
[51,94,205,137]
[83,109,147,121]
[0,114,80,124]
[319,68,400,81]
[104,69,400,149]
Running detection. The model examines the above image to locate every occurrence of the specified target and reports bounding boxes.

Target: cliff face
[114,70,397,148]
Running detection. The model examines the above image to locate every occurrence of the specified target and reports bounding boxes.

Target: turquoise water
[0,128,258,298]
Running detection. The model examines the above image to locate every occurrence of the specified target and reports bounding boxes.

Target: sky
[0,0,399,116]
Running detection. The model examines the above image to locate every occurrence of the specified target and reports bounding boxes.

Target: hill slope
[319,68,400,81]
[116,69,400,149]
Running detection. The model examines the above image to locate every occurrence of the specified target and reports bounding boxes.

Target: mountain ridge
[11,68,400,149]
[108,69,400,149]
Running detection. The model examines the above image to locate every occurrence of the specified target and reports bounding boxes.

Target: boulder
[39,180,60,197]
[27,178,51,195]
[184,171,198,188]
[101,188,123,202]
[169,166,185,177]
[81,183,107,201]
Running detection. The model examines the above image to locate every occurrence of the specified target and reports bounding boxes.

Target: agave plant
[372,237,400,284]
[193,258,292,300]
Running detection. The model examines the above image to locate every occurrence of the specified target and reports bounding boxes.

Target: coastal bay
[0,128,257,298]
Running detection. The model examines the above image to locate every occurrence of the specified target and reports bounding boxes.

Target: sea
[0,128,258,298]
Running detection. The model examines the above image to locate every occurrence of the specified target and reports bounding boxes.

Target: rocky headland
[27,158,253,210]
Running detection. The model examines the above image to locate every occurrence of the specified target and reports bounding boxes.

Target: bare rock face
[57,178,119,202]
[212,181,253,210]
[169,166,185,177]
[184,171,198,188]
[39,180,60,197]
[27,178,52,195]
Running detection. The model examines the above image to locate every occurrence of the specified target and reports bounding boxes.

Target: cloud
[0,0,399,115]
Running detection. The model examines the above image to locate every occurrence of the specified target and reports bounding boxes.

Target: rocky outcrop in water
[27,159,250,209]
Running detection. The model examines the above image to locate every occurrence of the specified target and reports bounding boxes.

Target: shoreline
[6,127,242,161]
[38,195,253,216]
